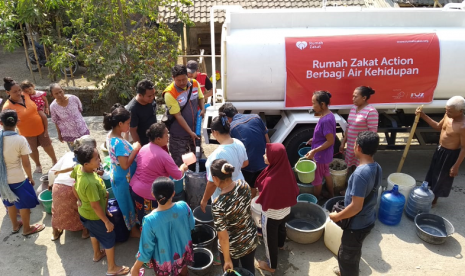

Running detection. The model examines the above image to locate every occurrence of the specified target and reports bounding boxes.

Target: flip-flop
[106,266,130,276]
[51,230,64,241]
[22,224,45,236]
[93,250,106,262]
[11,221,23,234]
[34,166,42,174]
[213,256,221,266]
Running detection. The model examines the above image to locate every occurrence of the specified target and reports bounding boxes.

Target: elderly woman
[0,109,45,236]
[340,86,379,171]
[2,77,57,173]
[48,136,97,241]
[130,123,188,223]
[50,83,90,151]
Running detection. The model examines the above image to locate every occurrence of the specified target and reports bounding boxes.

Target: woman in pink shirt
[130,123,188,223]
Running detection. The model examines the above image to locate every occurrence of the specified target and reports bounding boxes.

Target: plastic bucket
[192,224,217,251]
[188,248,213,274]
[295,158,317,184]
[182,152,197,166]
[193,205,214,225]
[329,159,348,195]
[297,193,318,204]
[38,190,53,214]
[170,173,185,194]
[251,197,262,228]
[387,173,416,208]
[223,268,254,276]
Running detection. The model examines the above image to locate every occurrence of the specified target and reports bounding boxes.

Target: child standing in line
[73,144,129,276]
[20,80,50,138]
[130,177,195,276]
[305,90,336,198]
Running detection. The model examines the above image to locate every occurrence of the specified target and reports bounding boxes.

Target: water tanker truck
[202,4,465,164]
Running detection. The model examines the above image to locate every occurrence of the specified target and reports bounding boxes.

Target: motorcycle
[26,41,79,77]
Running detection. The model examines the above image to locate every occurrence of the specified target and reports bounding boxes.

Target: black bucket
[223,267,255,276]
[193,205,213,225]
[188,248,213,274]
[192,224,217,251]
[323,196,345,212]
[185,171,208,210]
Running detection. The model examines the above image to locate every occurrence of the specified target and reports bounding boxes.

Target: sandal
[106,266,130,276]
[11,221,23,234]
[213,256,221,266]
[34,166,43,174]
[93,249,106,262]
[51,230,64,241]
[22,224,45,236]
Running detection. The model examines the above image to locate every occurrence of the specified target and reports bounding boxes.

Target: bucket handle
[298,142,309,149]
[223,270,241,276]
[296,157,309,166]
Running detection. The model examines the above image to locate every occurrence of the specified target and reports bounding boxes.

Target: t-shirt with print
[206,139,248,199]
[344,162,382,230]
[164,81,204,115]
[125,98,157,146]
[212,180,258,259]
[72,165,107,221]
[3,134,32,184]
[312,113,336,164]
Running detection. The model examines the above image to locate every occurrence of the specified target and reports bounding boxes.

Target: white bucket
[324,220,343,255]
[329,159,348,194]
[386,173,416,208]
[251,197,262,228]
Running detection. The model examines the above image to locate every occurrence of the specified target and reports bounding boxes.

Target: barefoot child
[73,144,130,276]
[20,80,49,137]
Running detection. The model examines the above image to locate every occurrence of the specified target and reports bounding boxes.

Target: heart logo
[296,41,308,50]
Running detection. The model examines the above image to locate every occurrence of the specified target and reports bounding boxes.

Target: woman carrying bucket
[339,86,378,172]
[130,123,188,224]
[256,143,299,274]
[305,91,336,198]
[0,110,44,236]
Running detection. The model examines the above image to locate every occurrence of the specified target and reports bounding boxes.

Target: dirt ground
[0,116,464,276]
[0,47,97,88]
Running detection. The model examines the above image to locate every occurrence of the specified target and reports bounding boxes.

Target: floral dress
[50,95,90,142]
[108,137,137,229]
[136,201,195,275]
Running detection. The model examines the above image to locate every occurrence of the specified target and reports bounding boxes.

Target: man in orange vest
[187,60,213,101]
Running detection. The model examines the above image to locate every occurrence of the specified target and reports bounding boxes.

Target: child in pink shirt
[20,80,50,137]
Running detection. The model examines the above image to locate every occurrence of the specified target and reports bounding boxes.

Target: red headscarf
[255,143,299,212]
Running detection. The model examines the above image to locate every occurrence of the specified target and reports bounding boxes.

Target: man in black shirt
[125,79,157,146]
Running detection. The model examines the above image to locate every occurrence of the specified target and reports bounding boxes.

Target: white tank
[221,8,465,107]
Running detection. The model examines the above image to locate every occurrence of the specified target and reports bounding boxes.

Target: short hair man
[416,95,465,205]
[186,60,213,100]
[219,103,270,197]
[163,64,205,166]
[330,131,382,276]
[125,79,157,146]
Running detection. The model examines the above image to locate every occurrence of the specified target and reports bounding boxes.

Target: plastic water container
[405,181,435,219]
[378,185,405,226]
[386,173,416,208]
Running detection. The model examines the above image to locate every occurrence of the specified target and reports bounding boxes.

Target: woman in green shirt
[73,145,129,276]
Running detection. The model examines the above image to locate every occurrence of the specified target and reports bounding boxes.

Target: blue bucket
[297,193,318,204]
[298,142,312,158]
[170,173,185,194]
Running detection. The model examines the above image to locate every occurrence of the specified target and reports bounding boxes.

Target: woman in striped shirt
[340,86,379,170]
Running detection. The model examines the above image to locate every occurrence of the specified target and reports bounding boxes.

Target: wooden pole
[20,23,36,83]
[28,25,44,79]
[397,105,423,172]
[183,23,188,65]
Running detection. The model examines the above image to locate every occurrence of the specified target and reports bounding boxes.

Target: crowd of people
[1,63,464,276]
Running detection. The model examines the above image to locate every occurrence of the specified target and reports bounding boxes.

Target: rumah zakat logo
[296,41,308,50]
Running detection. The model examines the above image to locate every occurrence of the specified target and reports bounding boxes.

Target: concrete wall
[0,86,121,116]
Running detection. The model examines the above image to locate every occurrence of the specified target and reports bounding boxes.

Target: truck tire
[283,125,342,168]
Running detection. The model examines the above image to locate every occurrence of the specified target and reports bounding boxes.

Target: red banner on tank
[285,33,440,108]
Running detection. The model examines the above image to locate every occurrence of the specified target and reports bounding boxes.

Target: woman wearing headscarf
[256,143,299,273]
[0,109,45,236]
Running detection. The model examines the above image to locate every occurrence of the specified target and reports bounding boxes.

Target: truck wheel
[283,125,343,167]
